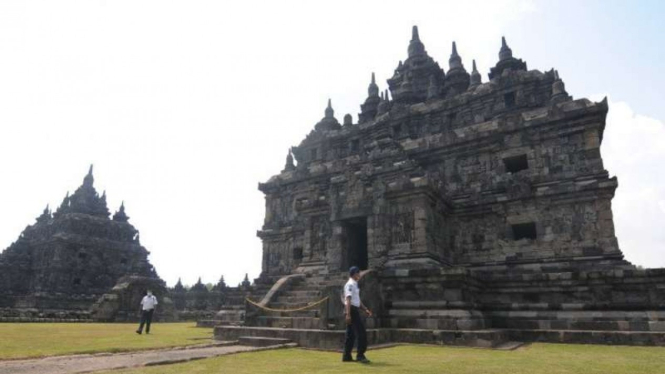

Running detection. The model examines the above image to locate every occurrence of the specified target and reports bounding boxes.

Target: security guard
[136,290,158,335]
[342,266,372,364]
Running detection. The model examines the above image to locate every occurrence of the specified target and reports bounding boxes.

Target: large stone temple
[0,166,167,320]
[215,27,665,347]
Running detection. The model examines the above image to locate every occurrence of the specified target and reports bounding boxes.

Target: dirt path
[0,342,295,374]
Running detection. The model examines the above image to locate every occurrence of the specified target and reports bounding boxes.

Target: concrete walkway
[0,342,296,374]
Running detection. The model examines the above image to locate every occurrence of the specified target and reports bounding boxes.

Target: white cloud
[598,97,665,268]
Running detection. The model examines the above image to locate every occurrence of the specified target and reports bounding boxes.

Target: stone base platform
[506,329,665,346]
[214,326,665,349]
[215,326,508,350]
[238,336,293,347]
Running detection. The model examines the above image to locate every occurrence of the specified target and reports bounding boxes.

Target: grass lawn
[103,343,665,374]
[0,322,212,359]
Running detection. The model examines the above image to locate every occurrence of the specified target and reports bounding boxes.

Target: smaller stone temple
[0,166,169,321]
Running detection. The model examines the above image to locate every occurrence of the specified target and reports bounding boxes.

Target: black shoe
[135,330,142,335]
[342,356,354,362]
[356,356,370,364]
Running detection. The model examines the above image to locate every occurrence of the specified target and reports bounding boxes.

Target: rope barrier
[245,296,329,313]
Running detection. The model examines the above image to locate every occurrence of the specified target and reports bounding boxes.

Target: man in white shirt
[136,290,158,335]
[342,266,372,364]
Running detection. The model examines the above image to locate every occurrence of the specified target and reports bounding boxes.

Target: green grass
[0,322,212,359]
[104,343,665,374]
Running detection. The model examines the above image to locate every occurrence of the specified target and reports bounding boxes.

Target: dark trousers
[343,306,367,359]
[138,309,154,333]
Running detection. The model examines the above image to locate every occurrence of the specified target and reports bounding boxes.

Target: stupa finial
[469,59,481,88]
[449,41,464,70]
[368,72,379,97]
[407,25,426,57]
[83,164,94,186]
[325,99,333,118]
[499,36,513,61]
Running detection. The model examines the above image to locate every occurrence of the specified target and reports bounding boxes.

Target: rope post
[243,297,255,326]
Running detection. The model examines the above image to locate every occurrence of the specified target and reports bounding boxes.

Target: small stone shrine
[215,27,665,347]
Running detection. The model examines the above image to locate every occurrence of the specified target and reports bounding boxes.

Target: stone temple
[215,27,665,347]
[0,166,169,321]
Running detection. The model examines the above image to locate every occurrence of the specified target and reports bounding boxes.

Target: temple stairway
[215,265,665,348]
[249,272,343,330]
[217,269,511,349]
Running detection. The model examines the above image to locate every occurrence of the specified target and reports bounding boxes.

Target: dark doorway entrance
[341,218,368,271]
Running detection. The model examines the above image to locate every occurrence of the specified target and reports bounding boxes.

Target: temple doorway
[341,217,368,271]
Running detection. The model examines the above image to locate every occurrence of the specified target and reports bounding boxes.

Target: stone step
[474,264,637,277]
[492,319,665,331]
[256,315,320,328]
[263,310,320,318]
[383,317,489,330]
[272,296,322,304]
[278,290,323,297]
[218,327,665,348]
[387,309,486,319]
[493,341,525,350]
[215,326,510,350]
[390,301,477,310]
[507,328,665,346]
[238,336,293,347]
[488,310,665,321]
[481,302,617,311]
[275,292,321,299]
[268,301,324,310]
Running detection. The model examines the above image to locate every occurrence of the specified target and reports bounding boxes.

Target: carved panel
[391,212,414,245]
[310,216,330,256]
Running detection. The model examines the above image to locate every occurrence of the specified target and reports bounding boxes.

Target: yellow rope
[245,296,329,313]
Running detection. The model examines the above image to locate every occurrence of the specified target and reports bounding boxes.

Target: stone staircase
[251,273,337,330]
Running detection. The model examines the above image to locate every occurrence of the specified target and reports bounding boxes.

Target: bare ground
[0,342,295,374]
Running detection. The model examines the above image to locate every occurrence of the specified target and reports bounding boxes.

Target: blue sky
[509,0,664,120]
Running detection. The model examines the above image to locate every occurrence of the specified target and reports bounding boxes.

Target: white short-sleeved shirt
[344,278,361,307]
[141,295,158,310]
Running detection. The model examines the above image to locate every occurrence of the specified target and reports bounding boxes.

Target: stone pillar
[327,221,344,272]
